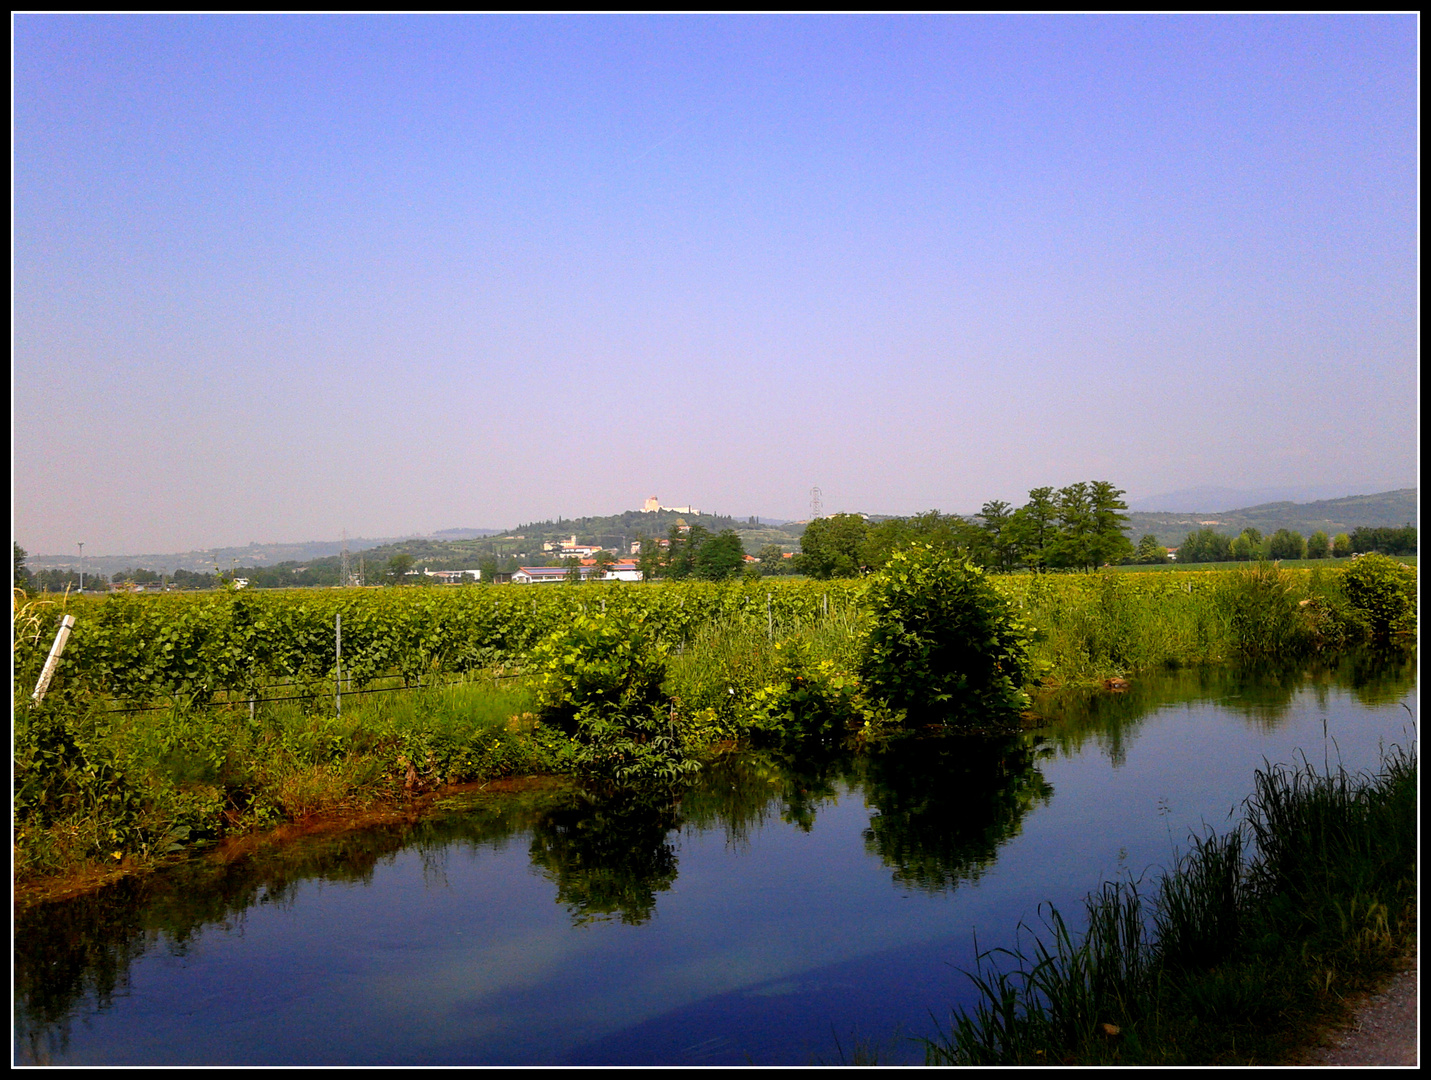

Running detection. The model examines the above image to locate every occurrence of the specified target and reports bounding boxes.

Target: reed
[924,741,1417,1065]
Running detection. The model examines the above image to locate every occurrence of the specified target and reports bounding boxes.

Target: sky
[13,14,1418,556]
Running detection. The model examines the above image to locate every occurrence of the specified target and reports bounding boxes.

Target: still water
[15,652,1417,1065]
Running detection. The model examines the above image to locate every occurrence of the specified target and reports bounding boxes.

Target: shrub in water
[531,611,696,784]
[861,544,1032,726]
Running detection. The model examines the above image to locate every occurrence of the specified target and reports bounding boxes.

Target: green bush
[530,611,696,784]
[748,639,870,743]
[1341,554,1416,642]
[861,544,1032,726]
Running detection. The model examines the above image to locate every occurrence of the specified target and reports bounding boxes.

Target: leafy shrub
[749,639,869,743]
[531,611,696,784]
[531,612,668,730]
[1341,554,1416,641]
[861,544,1032,726]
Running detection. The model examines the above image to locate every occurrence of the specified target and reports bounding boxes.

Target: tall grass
[663,606,870,744]
[924,741,1417,1065]
[998,562,1383,687]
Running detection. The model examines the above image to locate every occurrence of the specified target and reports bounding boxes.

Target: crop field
[13,580,864,712]
[16,564,1406,714]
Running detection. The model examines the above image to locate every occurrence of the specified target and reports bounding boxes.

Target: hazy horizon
[15,16,1418,557]
[21,481,1417,562]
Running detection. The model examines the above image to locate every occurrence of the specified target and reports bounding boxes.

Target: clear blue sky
[14,14,1418,555]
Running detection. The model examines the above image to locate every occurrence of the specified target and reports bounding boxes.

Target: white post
[335,613,342,717]
[31,615,76,704]
[767,592,773,642]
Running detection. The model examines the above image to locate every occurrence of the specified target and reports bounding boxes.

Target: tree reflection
[14,788,559,1063]
[1030,647,1418,763]
[856,733,1053,893]
[528,789,681,926]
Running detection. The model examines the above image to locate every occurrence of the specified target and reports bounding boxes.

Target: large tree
[1044,483,1093,570]
[1087,481,1134,567]
[1009,487,1058,571]
[695,530,746,581]
[387,553,415,584]
[1178,528,1233,563]
[663,523,711,581]
[756,544,789,575]
[1133,534,1168,564]
[1267,529,1305,560]
[978,500,1020,572]
[795,513,870,579]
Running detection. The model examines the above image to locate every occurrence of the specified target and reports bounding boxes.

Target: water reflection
[857,734,1053,893]
[529,790,680,926]
[1032,647,1416,765]
[15,792,558,1063]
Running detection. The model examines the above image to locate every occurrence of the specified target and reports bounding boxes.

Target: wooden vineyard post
[31,614,76,705]
[767,593,773,642]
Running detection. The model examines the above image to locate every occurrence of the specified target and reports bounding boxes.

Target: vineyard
[13,581,864,712]
[15,563,1413,712]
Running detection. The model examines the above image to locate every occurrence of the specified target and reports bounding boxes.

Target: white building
[641,496,700,514]
[511,561,644,584]
[424,569,480,583]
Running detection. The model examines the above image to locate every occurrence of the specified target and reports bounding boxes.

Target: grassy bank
[13,677,571,884]
[924,743,1417,1065]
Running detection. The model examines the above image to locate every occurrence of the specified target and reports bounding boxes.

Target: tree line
[784,481,1136,580]
[1175,523,1416,564]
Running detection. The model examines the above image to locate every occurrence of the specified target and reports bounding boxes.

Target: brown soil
[12,774,569,913]
[1294,951,1418,1066]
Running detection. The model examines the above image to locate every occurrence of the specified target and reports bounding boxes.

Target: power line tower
[340,530,351,588]
[809,486,823,520]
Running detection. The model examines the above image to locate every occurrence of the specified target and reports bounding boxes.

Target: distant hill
[1125,489,1417,548]
[26,534,432,577]
[25,512,805,579]
[25,489,1414,579]
[1128,483,1412,513]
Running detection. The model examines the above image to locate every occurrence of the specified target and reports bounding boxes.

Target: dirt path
[1298,953,1418,1066]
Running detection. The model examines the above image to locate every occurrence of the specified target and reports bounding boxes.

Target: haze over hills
[1128,482,1418,514]
[24,533,505,578]
[1125,488,1417,549]
[25,489,1416,575]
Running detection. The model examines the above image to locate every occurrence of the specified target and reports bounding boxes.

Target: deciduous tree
[795,513,870,579]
